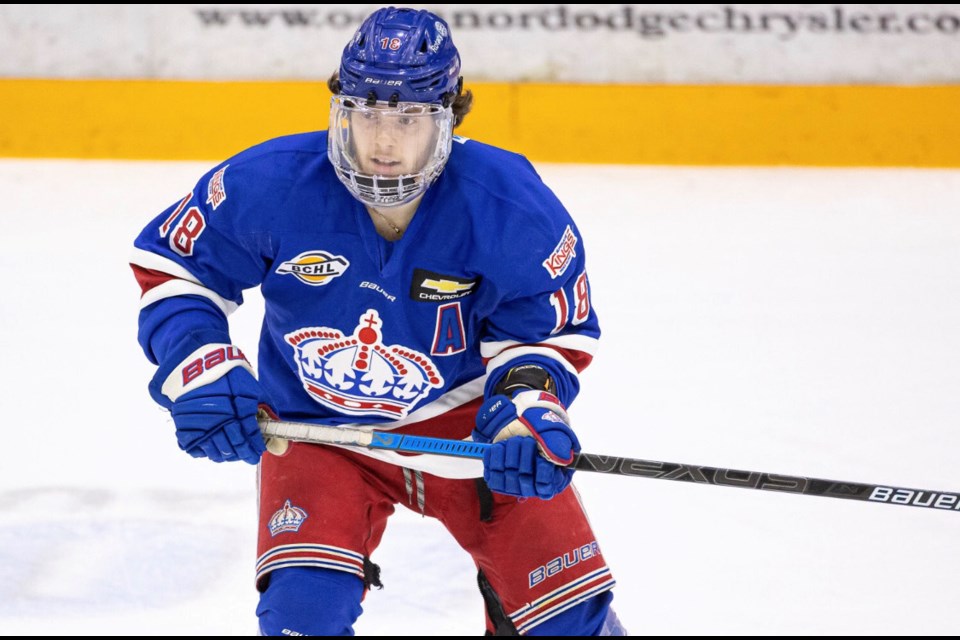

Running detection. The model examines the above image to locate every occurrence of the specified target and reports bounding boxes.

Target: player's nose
[373,123,399,145]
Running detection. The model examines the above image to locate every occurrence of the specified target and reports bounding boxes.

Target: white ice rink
[1,158,959,635]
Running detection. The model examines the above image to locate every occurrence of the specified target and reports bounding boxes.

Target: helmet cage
[328,95,454,207]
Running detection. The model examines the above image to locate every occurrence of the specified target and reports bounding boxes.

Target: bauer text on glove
[151,343,268,465]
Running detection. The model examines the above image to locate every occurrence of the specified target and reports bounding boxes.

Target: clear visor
[328,95,454,207]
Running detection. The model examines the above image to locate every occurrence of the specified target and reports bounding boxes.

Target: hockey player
[131,6,625,636]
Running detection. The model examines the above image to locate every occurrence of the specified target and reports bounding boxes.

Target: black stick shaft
[573,452,960,513]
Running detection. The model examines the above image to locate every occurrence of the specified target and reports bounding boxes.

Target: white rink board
[2,4,960,83]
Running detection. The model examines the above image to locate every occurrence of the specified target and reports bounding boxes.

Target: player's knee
[256,566,364,636]
[526,591,626,636]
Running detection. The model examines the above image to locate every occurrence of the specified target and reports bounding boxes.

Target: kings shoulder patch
[542,225,578,279]
[206,165,228,210]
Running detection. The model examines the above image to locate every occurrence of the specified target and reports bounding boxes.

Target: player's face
[341,99,443,177]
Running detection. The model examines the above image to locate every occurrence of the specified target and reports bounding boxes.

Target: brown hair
[327,72,474,129]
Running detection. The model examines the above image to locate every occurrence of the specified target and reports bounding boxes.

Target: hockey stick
[260,417,960,514]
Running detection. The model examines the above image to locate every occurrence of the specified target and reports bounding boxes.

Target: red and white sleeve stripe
[129,247,238,316]
[480,334,598,377]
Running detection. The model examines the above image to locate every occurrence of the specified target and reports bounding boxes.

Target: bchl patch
[206,165,229,210]
[409,268,479,302]
[276,251,350,287]
[285,309,444,419]
[268,499,308,536]
[542,225,578,279]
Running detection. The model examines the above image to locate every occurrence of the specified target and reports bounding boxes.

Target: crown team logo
[268,499,308,536]
[285,310,444,419]
[276,251,350,286]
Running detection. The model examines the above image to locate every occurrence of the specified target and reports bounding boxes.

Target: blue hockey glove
[473,390,581,500]
[151,343,267,465]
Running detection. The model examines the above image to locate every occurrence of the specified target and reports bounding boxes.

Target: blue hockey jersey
[132,132,600,478]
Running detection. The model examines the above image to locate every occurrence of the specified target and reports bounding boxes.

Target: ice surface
[2,159,958,635]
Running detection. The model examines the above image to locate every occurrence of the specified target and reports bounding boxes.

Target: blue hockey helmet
[337,7,462,107]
